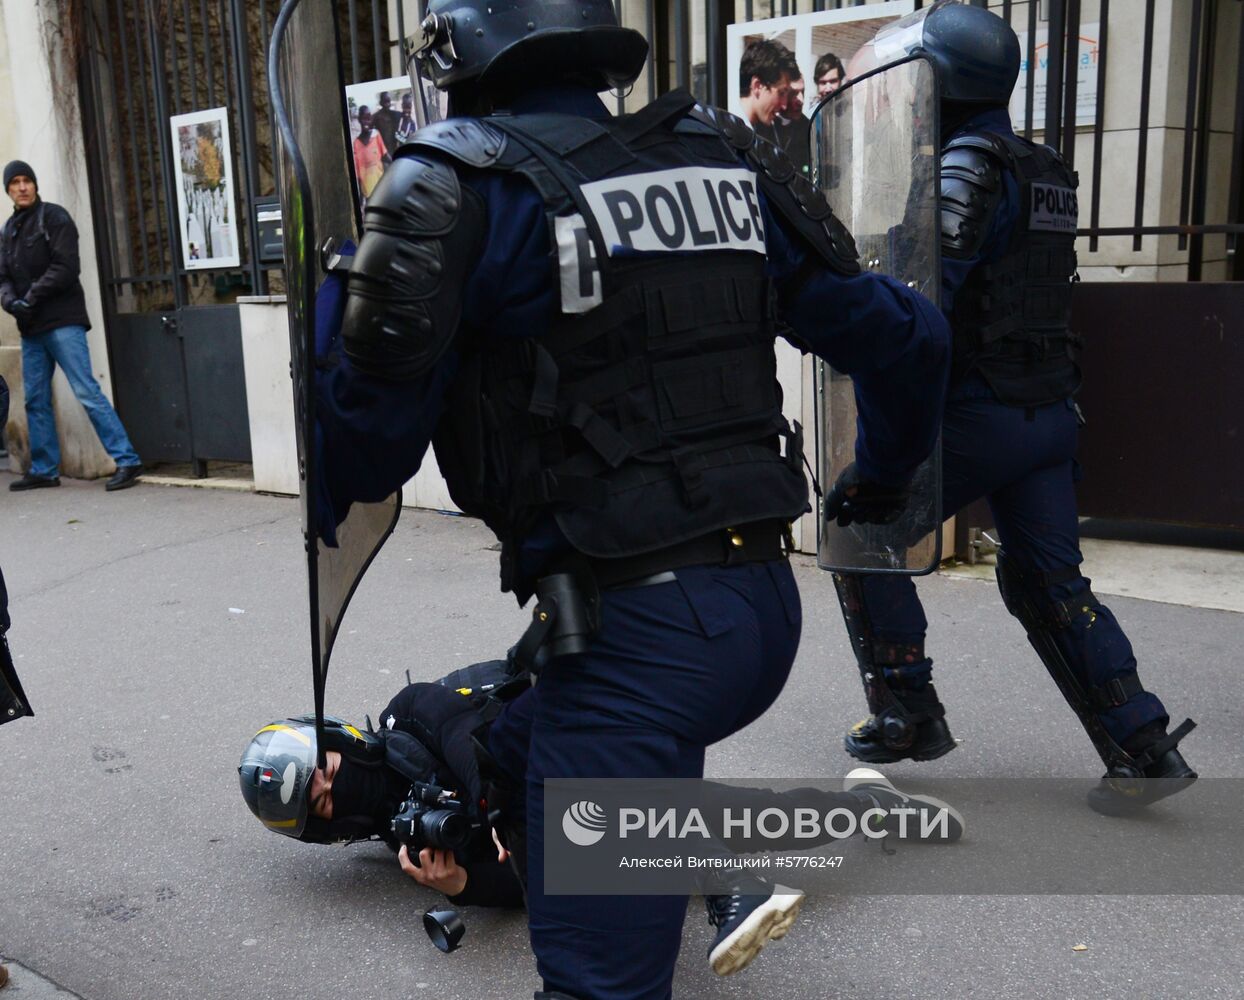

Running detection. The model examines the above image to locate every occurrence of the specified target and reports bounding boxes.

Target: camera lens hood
[423,907,466,953]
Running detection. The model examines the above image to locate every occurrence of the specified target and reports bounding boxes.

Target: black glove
[9,299,32,319]
[823,462,910,527]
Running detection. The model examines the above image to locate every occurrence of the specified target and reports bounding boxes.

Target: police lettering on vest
[584,167,766,254]
[1029,182,1078,233]
[556,167,766,313]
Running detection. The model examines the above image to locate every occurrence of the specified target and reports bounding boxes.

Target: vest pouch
[646,271,769,347]
[432,352,515,531]
[653,344,777,436]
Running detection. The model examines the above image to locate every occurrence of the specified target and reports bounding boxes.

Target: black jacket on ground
[0,199,92,336]
[378,682,523,909]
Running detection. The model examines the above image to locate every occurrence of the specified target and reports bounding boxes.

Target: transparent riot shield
[810,54,942,575]
[270,0,400,763]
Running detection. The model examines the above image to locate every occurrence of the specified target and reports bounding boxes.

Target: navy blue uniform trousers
[489,560,802,1000]
[843,379,1167,744]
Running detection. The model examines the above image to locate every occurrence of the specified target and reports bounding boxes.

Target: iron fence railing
[78,0,1244,299]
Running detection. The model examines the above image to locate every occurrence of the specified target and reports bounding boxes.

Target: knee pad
[995,549,1102,632]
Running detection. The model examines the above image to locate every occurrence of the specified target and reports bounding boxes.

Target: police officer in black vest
[312,1,950,995]
[829,2,1196,814]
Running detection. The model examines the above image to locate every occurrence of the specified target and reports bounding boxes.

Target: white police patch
[582,166,767,256]
[555,213,602,314]
[1029,183,1079,233]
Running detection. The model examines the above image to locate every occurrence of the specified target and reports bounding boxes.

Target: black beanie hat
[3,161,37,191]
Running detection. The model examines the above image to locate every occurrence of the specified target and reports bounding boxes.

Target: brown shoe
[0,962,9,988]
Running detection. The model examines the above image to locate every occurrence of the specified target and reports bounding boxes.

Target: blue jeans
[20,325,140,477]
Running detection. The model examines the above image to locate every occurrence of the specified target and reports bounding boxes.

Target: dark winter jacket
[378,680,524,909]
[0,199,92,336]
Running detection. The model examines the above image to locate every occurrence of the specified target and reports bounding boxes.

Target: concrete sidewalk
[942,531,1244,615]
[1,476,1240,1000]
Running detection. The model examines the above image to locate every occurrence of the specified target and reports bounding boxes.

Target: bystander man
[0,161,142,492]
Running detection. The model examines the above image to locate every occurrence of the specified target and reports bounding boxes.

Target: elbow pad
[940,136,1004,260]
[342,154,486,380]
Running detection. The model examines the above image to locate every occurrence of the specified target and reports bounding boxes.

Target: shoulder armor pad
[382,728,442,785]
[940,138,1004,260]
[748,134,795,185]
[689,104,858,273]
[342,156,486,381]
[752,137,859,274]
[360,153,463,237]
[673,115,720,138]
[688,104,753,151]
[403,118,506,168]
[944,132,1006,159]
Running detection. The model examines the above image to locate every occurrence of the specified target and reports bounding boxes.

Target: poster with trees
[170,106,240,270]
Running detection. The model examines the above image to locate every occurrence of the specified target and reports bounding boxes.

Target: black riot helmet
[871,0,1020,106]
[412,0,648,96]
[238,714,386,843]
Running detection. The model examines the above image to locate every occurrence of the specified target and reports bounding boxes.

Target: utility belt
[510,519,794,673]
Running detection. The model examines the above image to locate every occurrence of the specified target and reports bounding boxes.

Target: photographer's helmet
[412,0,648,94]
[238,715,383,841]
[870,0,1020,105]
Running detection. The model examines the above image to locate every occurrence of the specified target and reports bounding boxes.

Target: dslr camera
[390,780,473,853]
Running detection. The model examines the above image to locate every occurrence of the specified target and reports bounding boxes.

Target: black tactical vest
[950,131,1080,406]
[406,93,830,597]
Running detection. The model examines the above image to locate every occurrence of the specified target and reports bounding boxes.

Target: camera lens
[419,808,472,850]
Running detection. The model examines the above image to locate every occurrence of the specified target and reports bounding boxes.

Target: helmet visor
[238,722,318,837]
[870,0,964,66]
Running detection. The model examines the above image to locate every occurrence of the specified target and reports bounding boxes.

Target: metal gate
[76,0,407,473]
[75,0,277,470]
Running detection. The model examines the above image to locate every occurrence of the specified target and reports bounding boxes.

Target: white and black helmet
[238,715,382,841]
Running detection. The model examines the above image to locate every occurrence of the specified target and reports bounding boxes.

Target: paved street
[1,476,1241,999]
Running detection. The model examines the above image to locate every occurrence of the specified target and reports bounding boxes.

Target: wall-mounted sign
[1011,24,1101,131]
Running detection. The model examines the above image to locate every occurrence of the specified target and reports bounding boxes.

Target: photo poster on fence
[726,0,913,178]
[170,107,240,270]
[1011,24,1101,132]
[344,75,450,212]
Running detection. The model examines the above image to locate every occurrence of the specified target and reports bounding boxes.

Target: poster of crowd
[170,106,240,270]
[344,75,449,211]
[726,0,913,177]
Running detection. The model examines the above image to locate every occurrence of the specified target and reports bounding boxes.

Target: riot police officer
[312,1,950,996]
[829,1,1196,814]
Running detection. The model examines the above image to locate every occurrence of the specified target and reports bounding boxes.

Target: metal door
[76,0,279,469]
